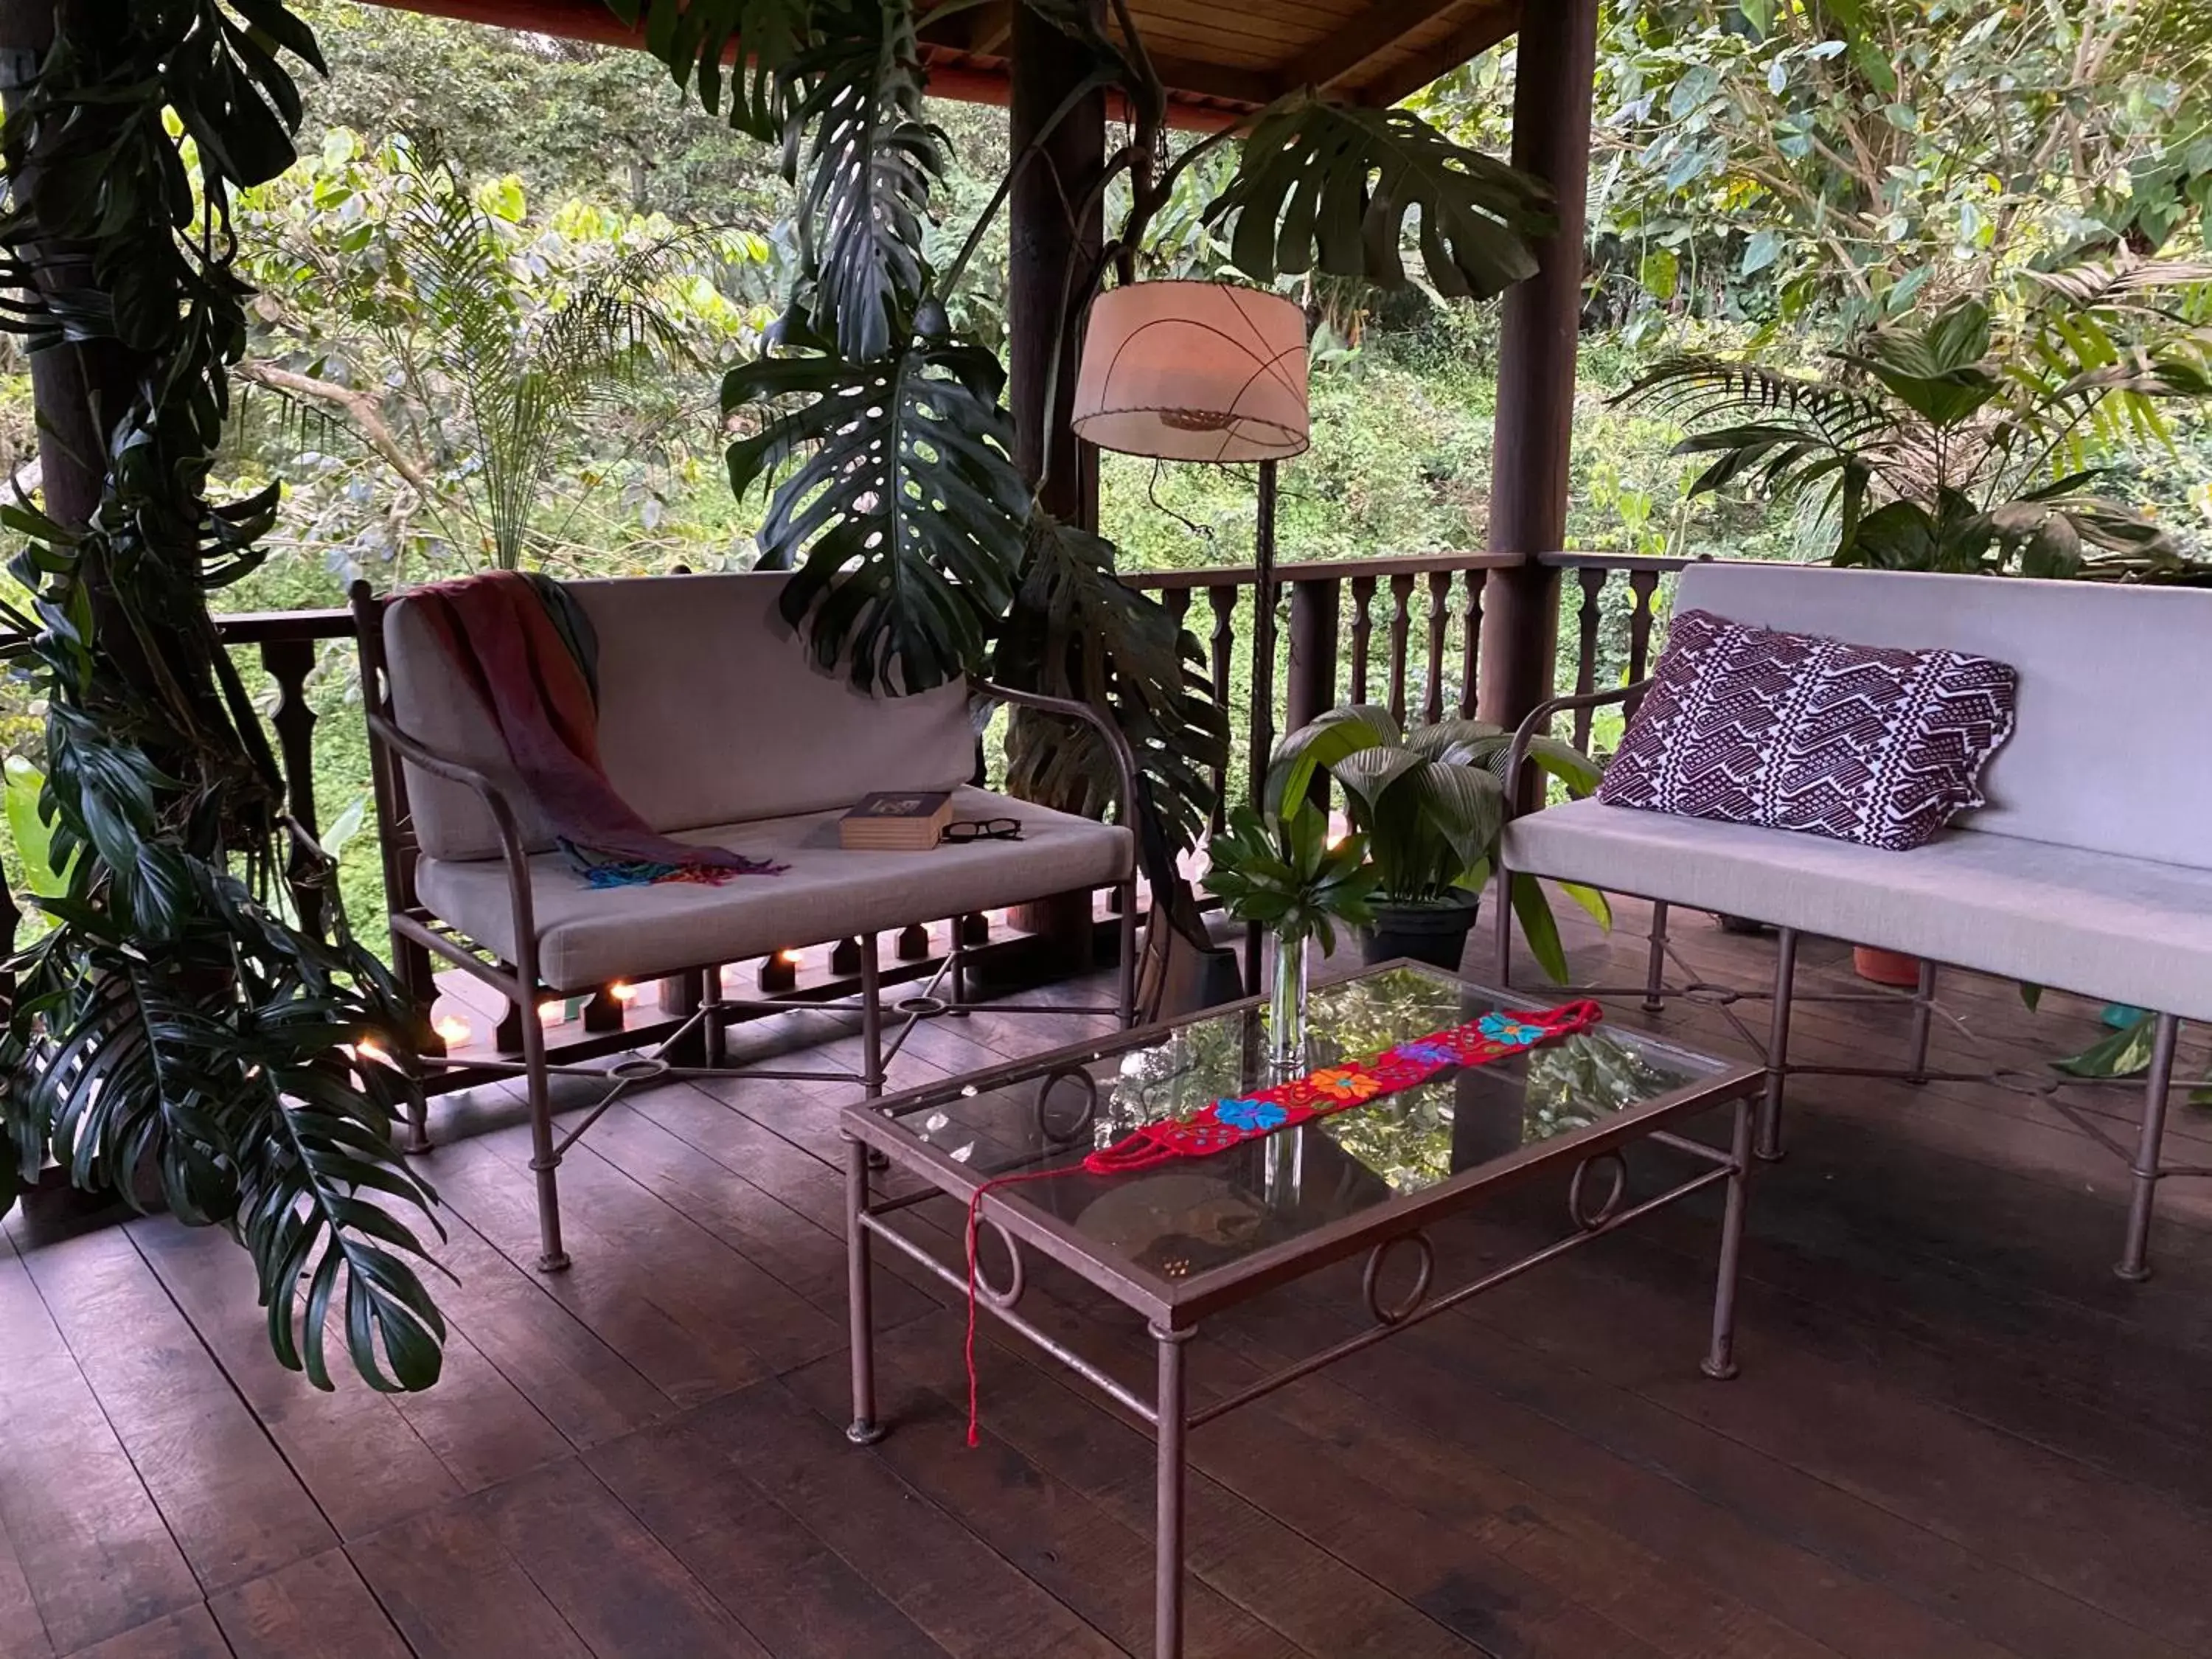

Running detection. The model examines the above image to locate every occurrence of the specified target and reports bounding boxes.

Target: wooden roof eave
[355,0,1521,131]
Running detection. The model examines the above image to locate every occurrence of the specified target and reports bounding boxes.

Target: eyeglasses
[941,817,1023,844]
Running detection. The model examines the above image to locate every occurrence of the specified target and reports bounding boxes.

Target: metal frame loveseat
[352,570,1138,1271]
[1497,560,2212,1279]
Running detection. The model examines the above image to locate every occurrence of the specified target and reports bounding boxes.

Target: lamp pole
[1244,457,1279,992]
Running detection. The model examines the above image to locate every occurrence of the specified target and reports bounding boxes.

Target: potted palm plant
[1265,704,1605,981]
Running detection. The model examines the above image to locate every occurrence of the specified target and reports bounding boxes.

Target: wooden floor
[9,899,2212,1659]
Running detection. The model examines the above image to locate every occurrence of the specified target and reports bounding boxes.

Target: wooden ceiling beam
[1278,0,1464,96]
[1352,0,1517,106]
[918,0,1014,55]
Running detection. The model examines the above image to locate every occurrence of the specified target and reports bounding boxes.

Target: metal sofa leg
[1644,900,1669,1014]
[1117,877,1139,1027]
[1492,866,1513,989]
[1907,959,1937,1084]
[860,932,886,1101]
[519,989,570,1273]
[2117,1013,2181,1283]
[1756,929,1800,1163]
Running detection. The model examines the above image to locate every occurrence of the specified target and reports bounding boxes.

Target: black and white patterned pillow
[1598,608,2017,852]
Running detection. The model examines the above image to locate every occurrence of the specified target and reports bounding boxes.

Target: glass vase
[1267,933,1311,1079]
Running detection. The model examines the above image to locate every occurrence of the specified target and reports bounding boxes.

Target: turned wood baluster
[1159,587,1192,632]
[1385,572,1415,724]
[1284,579,1340,808]
[1207,585,1238,827]
[1422,571,1451,725]
[1348,575,1377,703]
[261,636,325,940]
[1459,568,1484,717]
[1572,567,1609,752]
[1625,568,1660,726]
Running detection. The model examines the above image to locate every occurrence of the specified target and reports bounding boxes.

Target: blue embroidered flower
[1214,1097,1290,1133]
[1478,1012,1545,1047]
[1390,1039,1458,1066]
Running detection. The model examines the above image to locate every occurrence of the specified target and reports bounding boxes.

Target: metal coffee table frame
[838,964,1764,1658]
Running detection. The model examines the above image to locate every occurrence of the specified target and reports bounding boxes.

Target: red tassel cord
[958,999,1603,1446]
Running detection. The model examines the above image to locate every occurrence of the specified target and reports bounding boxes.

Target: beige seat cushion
[415,786,1133,991]
[1506,797,2212,1022]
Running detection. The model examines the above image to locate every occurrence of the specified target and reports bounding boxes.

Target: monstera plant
[617,0,1553,848]
[0,0,445,1390]
[1624,270,2212,580]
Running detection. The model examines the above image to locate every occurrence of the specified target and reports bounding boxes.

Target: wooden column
[1004,0,1106,964]
[1007,0,1103,528]
[1478,0,1600,734]
[0,0,125,536]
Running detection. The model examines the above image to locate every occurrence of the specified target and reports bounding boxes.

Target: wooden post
[1008,0,1103,524]
[1478,0,1599,738]
[1005,0,1106,968]
[0,0,133,540]
[1284,576,1339,807]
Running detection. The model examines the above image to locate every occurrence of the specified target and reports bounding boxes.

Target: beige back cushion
[383,572,976,861]
[1674,562,2212,871]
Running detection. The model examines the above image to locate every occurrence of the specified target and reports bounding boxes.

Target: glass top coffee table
[838,961,1763,1659]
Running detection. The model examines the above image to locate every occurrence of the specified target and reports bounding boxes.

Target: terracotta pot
[1851,944,1923,988]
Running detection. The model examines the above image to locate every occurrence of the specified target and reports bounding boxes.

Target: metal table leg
[1152,1324,1192,1659]
[845,1134,886,1445]
[1703,1095,1754,1380]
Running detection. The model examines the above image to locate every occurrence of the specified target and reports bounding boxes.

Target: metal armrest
[1503,678,1653,820]
[364,709,543,980]
[967,676,1142,844]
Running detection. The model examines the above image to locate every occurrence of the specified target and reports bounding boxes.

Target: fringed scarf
[410,571,784,887]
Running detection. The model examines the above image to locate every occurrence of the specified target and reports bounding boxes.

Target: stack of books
[840,790,955,851]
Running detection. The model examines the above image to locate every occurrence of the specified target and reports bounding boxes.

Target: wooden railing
[209,549,1693,1017]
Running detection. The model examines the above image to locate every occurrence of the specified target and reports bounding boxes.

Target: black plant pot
[1359,896,1483,972]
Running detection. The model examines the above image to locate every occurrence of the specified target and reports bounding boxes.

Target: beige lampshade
[1071,281,1310,464]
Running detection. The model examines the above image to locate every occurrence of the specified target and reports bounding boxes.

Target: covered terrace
[2,1,2210,1657]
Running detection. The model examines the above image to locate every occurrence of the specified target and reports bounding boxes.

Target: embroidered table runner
[961,998,1605,1442]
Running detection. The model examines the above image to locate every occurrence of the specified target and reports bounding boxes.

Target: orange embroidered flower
[1307,1066,1384,1102]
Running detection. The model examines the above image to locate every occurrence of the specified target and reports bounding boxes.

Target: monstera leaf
[992,512,1228,854]
[1208,94,1551,299]
[783,0,944,362]
[608,0,815,143]
[725,317,1029,692]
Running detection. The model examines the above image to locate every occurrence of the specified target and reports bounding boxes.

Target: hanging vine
[0,0,445,1391]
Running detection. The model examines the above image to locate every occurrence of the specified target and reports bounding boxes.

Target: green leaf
[785,0,944,361]
[1639,247,1680,302]
[1510,872,1571,985]
[1741,228,1783,277]
[2053,1013,2158,1079]
[1207,93,1552,301]
[992,512,1228,857]
[726,322,1029,693]
[4,759,76,900]
[1264,703,1399,823]
[618,0,813,142]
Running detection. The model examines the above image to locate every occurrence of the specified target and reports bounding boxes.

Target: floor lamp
[1071,281,1312,992]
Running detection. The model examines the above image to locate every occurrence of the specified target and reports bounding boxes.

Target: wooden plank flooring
[7,897,2212,1657]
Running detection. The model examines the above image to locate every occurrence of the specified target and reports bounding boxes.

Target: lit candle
[434,1015,472,1046]
[609,981,638,1004]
